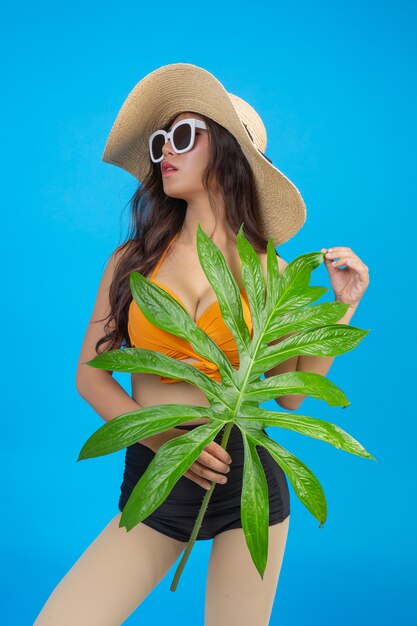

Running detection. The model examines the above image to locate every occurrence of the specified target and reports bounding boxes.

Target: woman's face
[158,111,211,201]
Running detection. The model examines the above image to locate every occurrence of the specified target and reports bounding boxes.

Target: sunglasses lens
[151,133,166,161]
[173,122,192,151]
[150,122,194,161]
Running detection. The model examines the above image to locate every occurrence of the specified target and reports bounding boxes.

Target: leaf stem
[170,422,234,592]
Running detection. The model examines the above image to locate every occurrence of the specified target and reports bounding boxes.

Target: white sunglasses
[149,118,208,163]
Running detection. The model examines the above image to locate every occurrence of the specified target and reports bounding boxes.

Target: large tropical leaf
[77,223,374,587]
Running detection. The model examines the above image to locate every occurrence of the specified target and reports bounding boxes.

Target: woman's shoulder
[112,239,136,262]
[257,249,289,278]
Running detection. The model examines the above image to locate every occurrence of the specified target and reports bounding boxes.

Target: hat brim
[102,63,306,245]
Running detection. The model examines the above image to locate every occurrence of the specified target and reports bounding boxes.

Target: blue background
[3,0,415,624]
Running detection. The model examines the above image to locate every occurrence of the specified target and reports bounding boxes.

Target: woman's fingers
[199,448,231,475]
[184,468,212,490]
[209,441,233,465]
[184,462,227,490]
[184,450,231,490]
[325,249,369,271]
[181,437,233,491]
[194,459,229,482]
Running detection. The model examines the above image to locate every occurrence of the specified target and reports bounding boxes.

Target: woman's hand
[147,428,232,491]
[321,246,370,308]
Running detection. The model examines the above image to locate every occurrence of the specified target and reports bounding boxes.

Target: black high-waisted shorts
[118,423,290,542]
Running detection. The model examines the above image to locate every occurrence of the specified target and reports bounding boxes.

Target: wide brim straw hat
[102,62,306,246]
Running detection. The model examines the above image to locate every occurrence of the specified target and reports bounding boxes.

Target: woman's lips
[162,169,178,177]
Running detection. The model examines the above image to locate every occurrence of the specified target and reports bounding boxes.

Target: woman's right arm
[75,246,232,490]
[75,246,158,449]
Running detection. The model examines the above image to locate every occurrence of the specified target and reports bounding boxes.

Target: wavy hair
[95,111,274,354]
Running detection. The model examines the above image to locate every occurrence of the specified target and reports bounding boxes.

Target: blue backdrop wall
[3,1,415,624]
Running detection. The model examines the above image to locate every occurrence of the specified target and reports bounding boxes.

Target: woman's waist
[131,372,215,425]
[130,375,267,432]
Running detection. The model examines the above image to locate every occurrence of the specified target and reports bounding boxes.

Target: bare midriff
[131,357,213,427]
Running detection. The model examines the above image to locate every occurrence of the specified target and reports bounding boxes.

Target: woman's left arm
[283,246,370,411]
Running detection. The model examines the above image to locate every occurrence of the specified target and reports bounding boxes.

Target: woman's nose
[162,139,174,156]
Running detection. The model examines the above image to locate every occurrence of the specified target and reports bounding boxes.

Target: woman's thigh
[34,512,188,626]
[204,515,290,626]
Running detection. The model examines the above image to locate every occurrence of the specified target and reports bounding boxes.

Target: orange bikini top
[128,233,253,383]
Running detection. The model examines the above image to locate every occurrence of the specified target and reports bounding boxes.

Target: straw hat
[102,62,306,246]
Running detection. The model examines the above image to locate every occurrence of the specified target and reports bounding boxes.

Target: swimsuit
[118,234,290,541]
[127,231,253,383]
[119,424,290,541]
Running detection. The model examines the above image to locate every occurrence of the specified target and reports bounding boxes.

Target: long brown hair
[95,111,274,354]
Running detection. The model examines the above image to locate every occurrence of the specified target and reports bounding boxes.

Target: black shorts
[118,423,290,542]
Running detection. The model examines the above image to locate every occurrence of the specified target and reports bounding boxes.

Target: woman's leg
[204,515,290,626]
[34,512,188,626]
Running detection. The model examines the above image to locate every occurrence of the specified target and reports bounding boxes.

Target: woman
[34,63,369,625]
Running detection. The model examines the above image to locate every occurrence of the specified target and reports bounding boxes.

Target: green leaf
[77,404,218,460]
[195,228,252,354]
[236,405,376,460]
[79,222,373,587]
[243,427,327,527]
[85,348,224,403]
[253,324,369,377]
[263,300,350,343]
[244,370,350,407]
[240,432,270,578]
